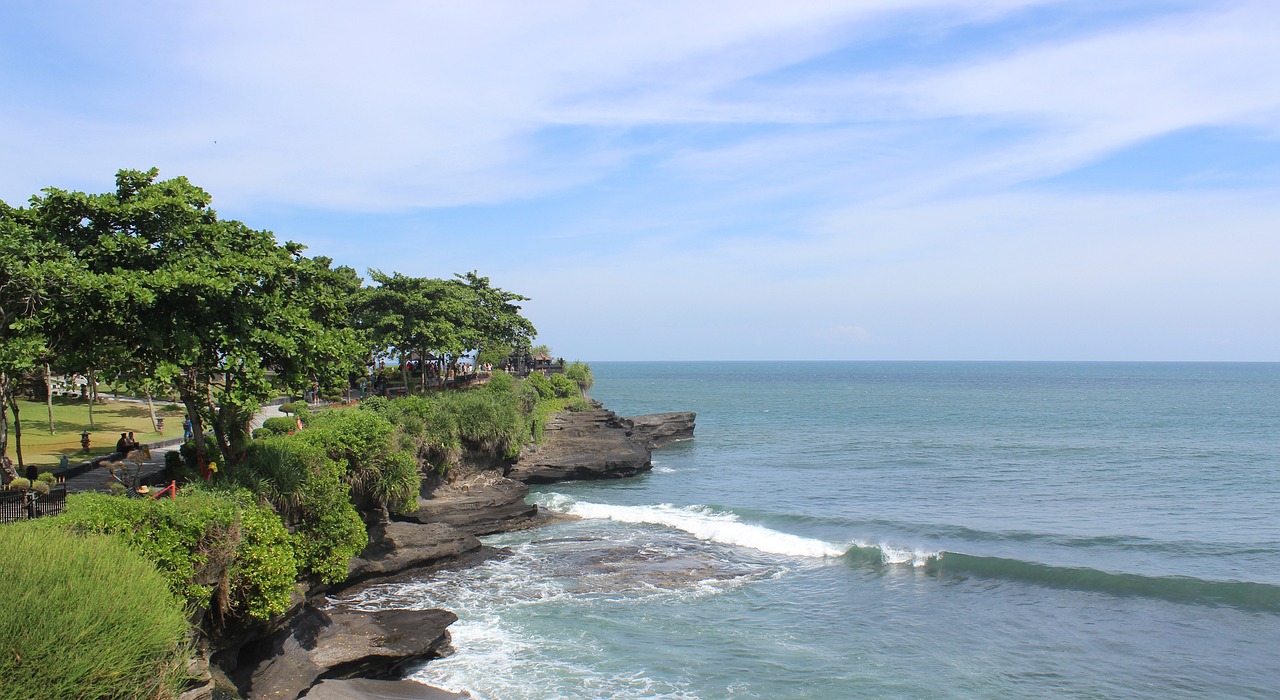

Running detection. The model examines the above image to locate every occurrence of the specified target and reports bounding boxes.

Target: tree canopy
[0,168,539,471]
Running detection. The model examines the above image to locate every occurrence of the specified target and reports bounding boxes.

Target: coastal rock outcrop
[235,605,456,700]
[304,678,470,699]
[624,412,697,449]
[403,472,539,535]
[347,521,481,584]
[506,409,652,483]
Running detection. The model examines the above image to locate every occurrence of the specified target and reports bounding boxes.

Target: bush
[565,361,594,396]
[0,525,190,700]
[550,373,579,398]
[230,438,368,583]
[261,416,298,435]
[295,409,418,513]
[279,401,309,417]
[55,490,299,621]
[524,371,555,400]
[251,427,272,440]
[179,434,219,469]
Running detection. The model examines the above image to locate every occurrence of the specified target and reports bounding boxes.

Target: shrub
[0,525,190,700]
[379,395,461,472]
[55,490,299,621]
[524,371,555,400]
[261,416,298,435]
[550,373,579,399]
[228,438,368,583]
[279,401,309,417]
[179,434,219,469]
[251,427,273,440]
[565,361,594,396]
[565,397,594,412]
[295,409,418,513]
[359,395,390,415]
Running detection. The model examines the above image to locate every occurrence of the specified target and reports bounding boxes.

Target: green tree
[21,169,366,470]
[0,201,78,480]
[456,271,536,370]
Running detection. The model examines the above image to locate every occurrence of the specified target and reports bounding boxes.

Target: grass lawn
[8,396,187,471]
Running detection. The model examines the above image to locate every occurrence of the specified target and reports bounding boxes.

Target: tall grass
[0,524,190,700]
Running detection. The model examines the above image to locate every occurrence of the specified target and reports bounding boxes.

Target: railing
[0,485,67,524]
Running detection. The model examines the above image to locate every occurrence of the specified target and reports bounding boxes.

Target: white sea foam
[534,493,846,558]
[866,541,940,567]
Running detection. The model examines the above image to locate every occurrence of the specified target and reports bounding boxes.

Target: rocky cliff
[506,408,696,483]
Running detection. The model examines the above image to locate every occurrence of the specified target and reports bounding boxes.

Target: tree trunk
[7,394,23,471]
[145,387,158,432]
[400,350,411,393]
[44,365,55,434]
[178,376,208,477]
[87,368,97,429]
[0,373,16,483]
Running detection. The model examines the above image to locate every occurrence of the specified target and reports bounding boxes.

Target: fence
[0,485,68,524]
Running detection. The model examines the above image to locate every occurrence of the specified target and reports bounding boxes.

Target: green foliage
[369,372,584,473]
[261,415,298,435]
[13,168,367,472]
[54,490,299,621]
[565,361,594,396]
[294,408,418,513]
[550,373,579,399]
[0,525,190,700]
[179,434,219,469]
[368,395,461,473]
[525,371,555,400]
[279,401,309,417]
[565,397,594,412]
[359,395,390,415]
[227,438,368,582]
[251,427,273,439]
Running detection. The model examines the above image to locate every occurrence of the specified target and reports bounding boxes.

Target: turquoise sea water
[341,362,1280,698]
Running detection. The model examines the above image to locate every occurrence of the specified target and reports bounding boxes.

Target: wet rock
[623,412,697,449]
[238,605,456,700]
[347,521,481,584]
[404,472,538,535]
[304,677,471,699]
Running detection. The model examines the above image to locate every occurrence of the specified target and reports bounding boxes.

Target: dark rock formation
[347,521,481,584]
[402,472,539,535]
[236,605,456,700]
[304,677,471,699]
[623,411,697,448]
[506,409,651,483]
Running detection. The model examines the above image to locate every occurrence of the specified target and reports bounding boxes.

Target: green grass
[8,396,186,470]
[0,523,191,700]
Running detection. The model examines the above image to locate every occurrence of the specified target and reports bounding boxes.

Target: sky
[2,1,1278,361]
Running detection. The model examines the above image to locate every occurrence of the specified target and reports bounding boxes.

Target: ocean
[339,362,1280,699]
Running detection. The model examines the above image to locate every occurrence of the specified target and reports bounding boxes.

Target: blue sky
[2,1,1277,361]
